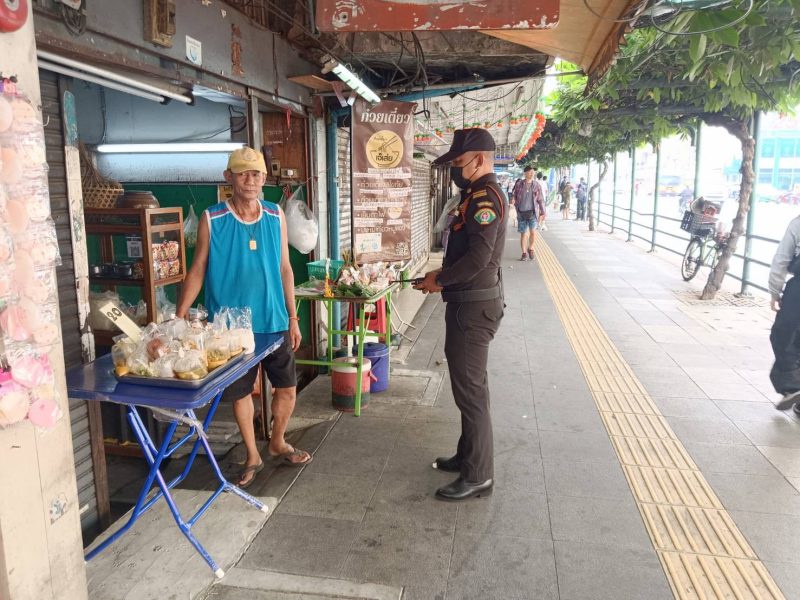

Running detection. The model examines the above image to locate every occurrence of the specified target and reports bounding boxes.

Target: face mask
[450,166,471,190]
[450,155,479,190]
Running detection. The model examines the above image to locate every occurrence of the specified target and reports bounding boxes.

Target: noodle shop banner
[351,99,414,263]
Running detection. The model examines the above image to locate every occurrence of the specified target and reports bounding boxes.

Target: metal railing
[594,197,780,295]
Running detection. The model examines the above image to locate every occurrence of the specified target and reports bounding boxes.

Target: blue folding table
[66,332,283,578]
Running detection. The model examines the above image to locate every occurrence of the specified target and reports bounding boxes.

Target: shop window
[761,139,775,158]
[778,139,796,158]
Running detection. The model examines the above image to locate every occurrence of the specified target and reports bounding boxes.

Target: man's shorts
[517,216,539,233]
[221,331,296,401]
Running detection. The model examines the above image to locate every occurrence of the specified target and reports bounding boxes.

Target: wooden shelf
[89,274,184,288]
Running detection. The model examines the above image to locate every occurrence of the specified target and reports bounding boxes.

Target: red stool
[346,297,387,346]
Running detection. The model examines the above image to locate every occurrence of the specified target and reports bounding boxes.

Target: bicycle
[679,207,728,281]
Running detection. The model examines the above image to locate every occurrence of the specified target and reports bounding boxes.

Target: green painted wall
[87,183,313,342]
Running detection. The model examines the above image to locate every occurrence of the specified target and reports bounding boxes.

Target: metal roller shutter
[337,127,351,256]
[411,158,431,270]
[39,70,99,536]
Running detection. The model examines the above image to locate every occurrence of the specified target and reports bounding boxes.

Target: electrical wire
[648,0,754,35]
[455,81,526,103]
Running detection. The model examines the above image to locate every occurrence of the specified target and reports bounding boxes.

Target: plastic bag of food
[230,307,255,354]
[173,350,208,380]
[127,349,154,377]
[111,335,138,376]
[206,334,231,369]
[184,204,199,248]
[141,323,170,361]
[89,291,122,331]
[153,353,179,379]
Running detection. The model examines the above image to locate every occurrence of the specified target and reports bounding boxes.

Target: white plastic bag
[283,189,318,254]
[434,195,462,233]
[184,204,199,248]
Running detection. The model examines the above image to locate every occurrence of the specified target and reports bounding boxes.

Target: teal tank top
[205,200,288,333]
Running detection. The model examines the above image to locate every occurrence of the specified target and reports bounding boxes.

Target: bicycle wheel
[681,238,703,281]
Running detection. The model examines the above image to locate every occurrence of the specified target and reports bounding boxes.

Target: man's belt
[442,286,501,303]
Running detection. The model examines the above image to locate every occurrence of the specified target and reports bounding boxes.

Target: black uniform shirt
[437,173,507,292]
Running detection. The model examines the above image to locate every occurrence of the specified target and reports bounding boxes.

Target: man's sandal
[268,446,313,467]
[237,461,264,489]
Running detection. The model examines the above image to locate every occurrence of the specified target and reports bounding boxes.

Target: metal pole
[741,111,761,295]
[597,160,602,225]
[628,146,635,242]
[611,153,618,233]
[586,159,591,221]
[651,143,661,252]
[693,120,702,198]
[326,113,341,348]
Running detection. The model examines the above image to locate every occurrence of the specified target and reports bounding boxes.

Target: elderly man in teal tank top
[177,147,311,488]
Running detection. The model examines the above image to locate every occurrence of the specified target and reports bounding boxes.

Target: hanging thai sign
[316,0,559,31]
[351,99,414,263]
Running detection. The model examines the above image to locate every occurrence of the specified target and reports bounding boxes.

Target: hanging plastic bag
[433,195,462,233]
[184,204,199,248]
[282,188,318,254]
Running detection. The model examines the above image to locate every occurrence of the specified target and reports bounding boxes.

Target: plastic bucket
[353,342,390,393]
[331,357,371,412]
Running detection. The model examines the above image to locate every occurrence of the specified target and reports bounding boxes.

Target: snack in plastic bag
[127,349,154,377]
[27,384,62,428]
[184,204,199,248]
[230,307,255,354]
[173,350,208,380]
[111,336,137,376]
[206,335,231,369]
[153,353,179,379]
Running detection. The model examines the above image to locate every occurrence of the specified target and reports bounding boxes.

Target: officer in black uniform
[414,128,506,501]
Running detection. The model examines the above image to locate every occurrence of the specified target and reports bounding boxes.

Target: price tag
[99,302,142,342]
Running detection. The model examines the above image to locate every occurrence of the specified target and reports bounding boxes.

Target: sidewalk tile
[548,494,653,551]
[455,490,551,540]
[704,470,800,516]
[758,446,800,478]
[239,514,360,578]
[534,404,606,434]
[276,472,377,522]
[340,513,451,600]
[684,441,780,476]
[539,430,618,464]
[554,541,672,600]
[734,419,800,449]
[305,436,393,479]
[651,396,727,420]
[729,510,800,564]
[714,400,789,422]
[543,459,633,501]
[367,474,458,531]
[666,416,752,445]
[447,533,558,600]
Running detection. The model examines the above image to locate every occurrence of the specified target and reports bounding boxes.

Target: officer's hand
[413,271,443,294]
[772,298,781,312]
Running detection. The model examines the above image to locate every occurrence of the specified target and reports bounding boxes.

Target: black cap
[433,128,496,165]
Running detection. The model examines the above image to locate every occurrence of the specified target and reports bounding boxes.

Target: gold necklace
[230,199,260,251]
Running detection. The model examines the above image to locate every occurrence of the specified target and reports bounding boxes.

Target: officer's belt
[442,286,501,303]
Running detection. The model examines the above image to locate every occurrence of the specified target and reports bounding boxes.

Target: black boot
[432,455,461,473]
[435,477,493,501]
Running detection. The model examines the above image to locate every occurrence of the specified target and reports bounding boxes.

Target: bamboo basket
[80,144,124,209]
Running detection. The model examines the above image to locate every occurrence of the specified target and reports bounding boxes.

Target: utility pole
[628,146,635,242]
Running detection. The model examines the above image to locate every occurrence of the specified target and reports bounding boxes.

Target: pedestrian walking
[414,128,506,501]
[770,216,800,413]
[510,166,546,260]
[576,177,588,220]
[560,179,573,219]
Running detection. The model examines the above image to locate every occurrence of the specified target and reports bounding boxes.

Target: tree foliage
[528,0,800,297]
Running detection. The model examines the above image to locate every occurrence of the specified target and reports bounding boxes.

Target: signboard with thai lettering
[316,0,559,32]
[351,99,415,263]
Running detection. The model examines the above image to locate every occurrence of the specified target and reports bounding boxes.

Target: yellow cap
[226,147,267,174]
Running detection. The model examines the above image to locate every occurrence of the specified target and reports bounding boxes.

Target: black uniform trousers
[443,296,504,482]
[771,276,800,394]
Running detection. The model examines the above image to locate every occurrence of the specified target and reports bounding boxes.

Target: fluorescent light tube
[322,58,381,105]
[96,143,245,153]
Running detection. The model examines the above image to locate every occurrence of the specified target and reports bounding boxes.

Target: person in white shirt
[770,216,800,413]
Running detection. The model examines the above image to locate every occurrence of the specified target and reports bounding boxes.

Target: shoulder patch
[474,207,497,226]
[470,189,488,200]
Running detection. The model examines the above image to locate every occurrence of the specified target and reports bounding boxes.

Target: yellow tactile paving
[535,236,784,600]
